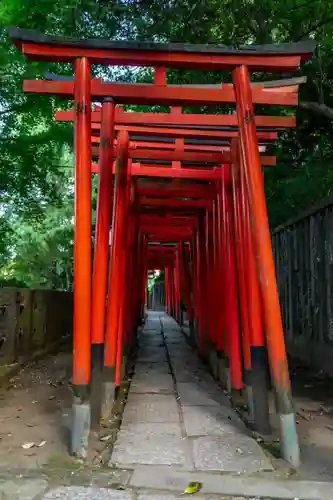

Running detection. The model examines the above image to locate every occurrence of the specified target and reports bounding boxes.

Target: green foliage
[1,0,333,287]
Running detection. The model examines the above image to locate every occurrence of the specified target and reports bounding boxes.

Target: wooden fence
[272,194,333,376]
[0,287,73,367]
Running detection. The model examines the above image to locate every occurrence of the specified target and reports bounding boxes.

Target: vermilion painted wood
[233,65,292,398]
[115,160,132,386]
[104,131,130,371]
[179,243,193,323]
[91,99,115,345]
[91,136,269,153]
[91,145,276,165]
[142,218,196,227]
[164,267,170,314]
[92,163,224,180]
[146,238,193,246]
[239,149,265,348]
[72,57,92,387]
[137,185,216,199]
[231,141,251,371]
[17,42,306,71]
[24,80,298,106]
[221,181,243,390]
[56,109,296,129]
[138,197,213,210]
[88,124,278,142]
[215,186,225,353]
[10,27,314,71]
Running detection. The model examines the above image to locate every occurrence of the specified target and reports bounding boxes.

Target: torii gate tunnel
[9,28,316,467]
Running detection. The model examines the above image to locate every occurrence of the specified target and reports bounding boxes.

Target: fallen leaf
[183,482,202,495]
[100,435,112,442]
[22,442,35,450]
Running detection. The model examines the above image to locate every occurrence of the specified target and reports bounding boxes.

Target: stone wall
[0,288,73,367]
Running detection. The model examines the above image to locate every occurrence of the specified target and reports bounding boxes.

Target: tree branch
[299,100,333,120]
[295,17,333,41]
[0,103,30,116]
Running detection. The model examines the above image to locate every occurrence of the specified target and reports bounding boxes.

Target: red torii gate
[9,27,316,467]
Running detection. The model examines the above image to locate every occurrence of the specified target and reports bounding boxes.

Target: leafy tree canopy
[1,0,333,288]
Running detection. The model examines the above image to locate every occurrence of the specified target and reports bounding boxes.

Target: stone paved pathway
[2,312,332,499]
[110,311,272,473]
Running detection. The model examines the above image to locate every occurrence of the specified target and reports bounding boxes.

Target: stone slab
[182,405,244,436]
[0,479,48,500]
[130,466,333,499]
[177,382,225,407]
[137,352,168,363]
[137,494,210,500]
[135,362,171,375]
[110,423,185,466]
[172,367,212,384]
[192,435,273,473]
[130,374,174,394]
[167,350,195,360]
[139,337,164,346]
[111,427,186,466]
[43,488,134,500]
[122,394,179,423]
[116,422,182,437]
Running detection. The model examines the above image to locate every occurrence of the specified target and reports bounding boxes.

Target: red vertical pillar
[215,186,226,371]
[233,65,299,465]
[170,266,176,318]
[175,250,182,323]
[231,143,251,378]
[115,162,132,386]
[221,177,243,394]
[196,215,208,357]
[239,148,271,433]
[91,98,115,425]
[125,193,138,356]
[72,57,92,458]
[179,243,193,327]
[192,233,199,337]
[102,131,129,420]
[164,267,170,314]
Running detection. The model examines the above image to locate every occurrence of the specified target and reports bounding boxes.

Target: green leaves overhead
[1,0,333,287]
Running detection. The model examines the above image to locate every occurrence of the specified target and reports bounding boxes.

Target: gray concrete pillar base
[250,346,271,434]
[193,319,199,347]
[189,319,196,347]
[279,412,300,468]
[230,388,244,406]
[217,356,227,387]
[71,386,90,458]
[219,356,231,393]
[243,369,255,426]
[245,384,255,423]
[90,343,104,428]
[121,354,127,380]
[100,366,115,422]
[209,348,218,379]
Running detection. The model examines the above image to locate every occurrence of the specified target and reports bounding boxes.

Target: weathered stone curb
[130,465,332,499]
[0,479,48,500]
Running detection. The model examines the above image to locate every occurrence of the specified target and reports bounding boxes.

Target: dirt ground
[289,358,333,481]
[0,347,333,482]
[0,345,115,474]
